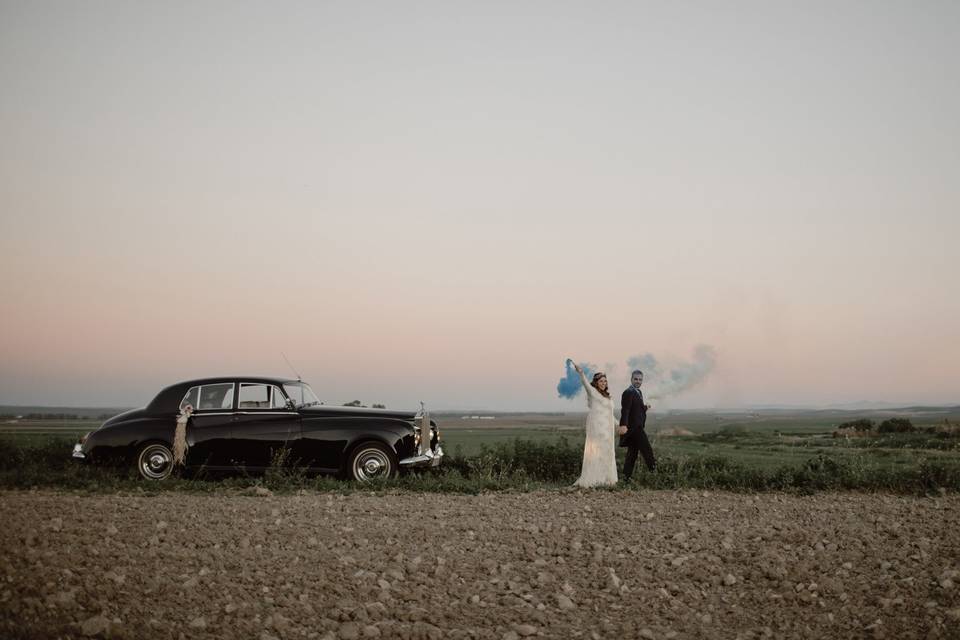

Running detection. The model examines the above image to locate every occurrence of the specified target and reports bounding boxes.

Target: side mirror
[286,399,296,411]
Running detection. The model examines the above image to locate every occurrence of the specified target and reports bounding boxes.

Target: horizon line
[2,401,959,413]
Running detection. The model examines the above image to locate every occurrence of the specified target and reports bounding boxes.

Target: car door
[295,409,360,471]
[231,383,301,468]
[183,382,236,468]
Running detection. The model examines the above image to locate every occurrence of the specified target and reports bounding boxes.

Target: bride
[568,359,618,487]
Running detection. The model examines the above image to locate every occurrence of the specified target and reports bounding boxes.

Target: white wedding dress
[573,369,618,487]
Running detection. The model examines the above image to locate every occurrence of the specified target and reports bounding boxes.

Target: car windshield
[282,382,322,408]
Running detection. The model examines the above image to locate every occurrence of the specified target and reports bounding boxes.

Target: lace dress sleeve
[577,369,596,406]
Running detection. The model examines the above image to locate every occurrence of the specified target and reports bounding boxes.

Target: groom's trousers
[623,428,656,479]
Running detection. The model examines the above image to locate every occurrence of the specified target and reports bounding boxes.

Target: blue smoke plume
[627,344,717,399]
[557,359,596,399]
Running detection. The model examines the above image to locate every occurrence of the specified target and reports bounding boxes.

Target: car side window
[239,383,275,409]
[180,386,199,411]
[198,383,235,411]
[270,386,290,410]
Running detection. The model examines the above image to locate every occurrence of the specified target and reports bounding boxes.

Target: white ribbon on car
[173,404,193,466]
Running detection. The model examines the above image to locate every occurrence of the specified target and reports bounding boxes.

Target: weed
[0,436,957,495]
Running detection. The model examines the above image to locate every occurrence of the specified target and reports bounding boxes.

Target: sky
[1,1,958,411]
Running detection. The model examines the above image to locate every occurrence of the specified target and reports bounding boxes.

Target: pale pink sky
[1,1,958,410]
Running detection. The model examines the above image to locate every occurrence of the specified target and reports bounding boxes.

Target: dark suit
[619,386,656,478]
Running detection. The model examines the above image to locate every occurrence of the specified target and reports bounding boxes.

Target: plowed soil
[1,490,958,639]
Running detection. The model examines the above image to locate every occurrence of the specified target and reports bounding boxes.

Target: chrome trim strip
[235,411,298,416]
[399,445,444,467]
[301,405,417,415]
[184,410,298,417]
[302,415,416,421]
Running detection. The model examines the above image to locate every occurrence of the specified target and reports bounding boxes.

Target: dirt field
[1,490,958,640]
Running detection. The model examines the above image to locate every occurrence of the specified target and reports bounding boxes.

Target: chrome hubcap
[139,445,173,480]
[353,448,391,481]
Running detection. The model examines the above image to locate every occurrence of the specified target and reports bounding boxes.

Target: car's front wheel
[347,442,398,482]
[136,442,175,481]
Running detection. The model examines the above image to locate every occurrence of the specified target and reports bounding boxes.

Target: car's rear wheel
[136,443,175,481]
[347,442,397,482]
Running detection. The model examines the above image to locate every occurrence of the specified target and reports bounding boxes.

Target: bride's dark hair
[591,372,610,398]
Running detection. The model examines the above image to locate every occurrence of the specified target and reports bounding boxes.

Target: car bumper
[399,444,444,469]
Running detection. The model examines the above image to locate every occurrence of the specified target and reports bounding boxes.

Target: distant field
[435,406,960,434]
[0,405,125,443]
[0,420,97,446]
[3,406,959,473]
[436,407,960,471]
[2,406,959,494]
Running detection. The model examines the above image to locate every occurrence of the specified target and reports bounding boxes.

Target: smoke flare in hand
[557,359,596,398]
[558,345,716,401]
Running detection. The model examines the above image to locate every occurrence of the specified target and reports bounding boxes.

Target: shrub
[464,438,581,481]
[877,418,915,433]
[0,439,27,467]
[915,459,960,492]
[837,419,875,432]
[263,445,308,489]
[698,425,751,442]
[2,435,958,495]
[0,437,75,474]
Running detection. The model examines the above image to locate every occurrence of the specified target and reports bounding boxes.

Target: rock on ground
[1,490,958,639]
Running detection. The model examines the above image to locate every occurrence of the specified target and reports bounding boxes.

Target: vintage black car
[72,377,443,481]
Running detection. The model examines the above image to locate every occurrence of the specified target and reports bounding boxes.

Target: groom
[619,369,656,479]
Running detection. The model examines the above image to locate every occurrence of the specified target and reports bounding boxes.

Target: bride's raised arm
[568,359,591,392]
